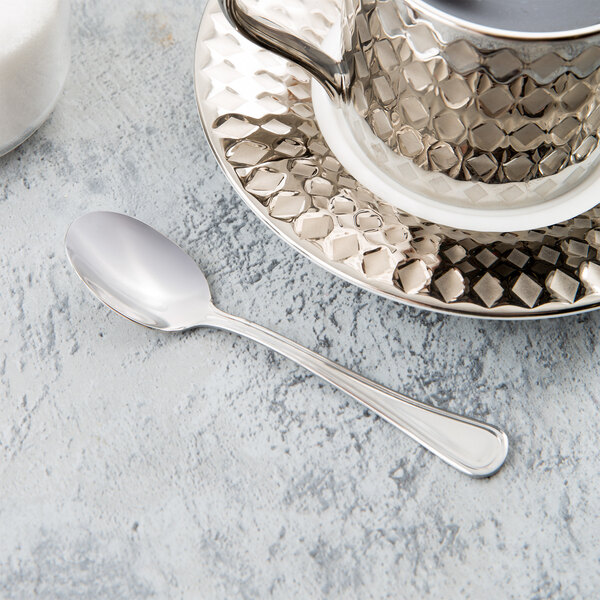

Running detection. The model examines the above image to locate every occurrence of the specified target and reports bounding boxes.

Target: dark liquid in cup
[424,0,600,33]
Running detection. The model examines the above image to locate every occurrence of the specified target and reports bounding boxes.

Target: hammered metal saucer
[194,0,600,318]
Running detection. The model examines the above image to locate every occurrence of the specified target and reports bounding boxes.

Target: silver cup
[220,0,600,210]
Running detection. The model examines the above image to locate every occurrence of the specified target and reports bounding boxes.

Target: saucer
[312,81,600,233]
[195,0,600,318]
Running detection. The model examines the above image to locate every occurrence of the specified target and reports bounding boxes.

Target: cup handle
[218,0,351,99]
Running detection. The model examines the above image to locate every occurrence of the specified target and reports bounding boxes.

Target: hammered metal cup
[219,0,600,208]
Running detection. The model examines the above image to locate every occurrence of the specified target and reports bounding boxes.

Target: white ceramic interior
[312,80,600,232]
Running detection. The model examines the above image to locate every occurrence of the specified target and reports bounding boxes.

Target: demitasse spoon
[65,211,508,477]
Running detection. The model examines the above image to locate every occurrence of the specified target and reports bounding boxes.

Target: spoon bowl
[66,211,212,331]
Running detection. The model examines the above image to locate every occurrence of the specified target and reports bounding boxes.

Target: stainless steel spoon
[65,211,508,477]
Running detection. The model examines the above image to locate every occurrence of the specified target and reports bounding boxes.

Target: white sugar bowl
[0,0,70,156]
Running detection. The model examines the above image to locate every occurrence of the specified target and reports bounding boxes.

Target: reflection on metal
[195,0,600,318]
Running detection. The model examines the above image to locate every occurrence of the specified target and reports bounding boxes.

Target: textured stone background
[1,1,599,598]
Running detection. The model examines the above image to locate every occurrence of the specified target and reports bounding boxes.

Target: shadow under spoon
[65,211,508,477]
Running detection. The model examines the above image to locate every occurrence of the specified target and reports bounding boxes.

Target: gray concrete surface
[0,1,599,598]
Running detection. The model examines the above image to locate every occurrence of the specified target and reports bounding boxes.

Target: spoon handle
[205,308,508,477]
